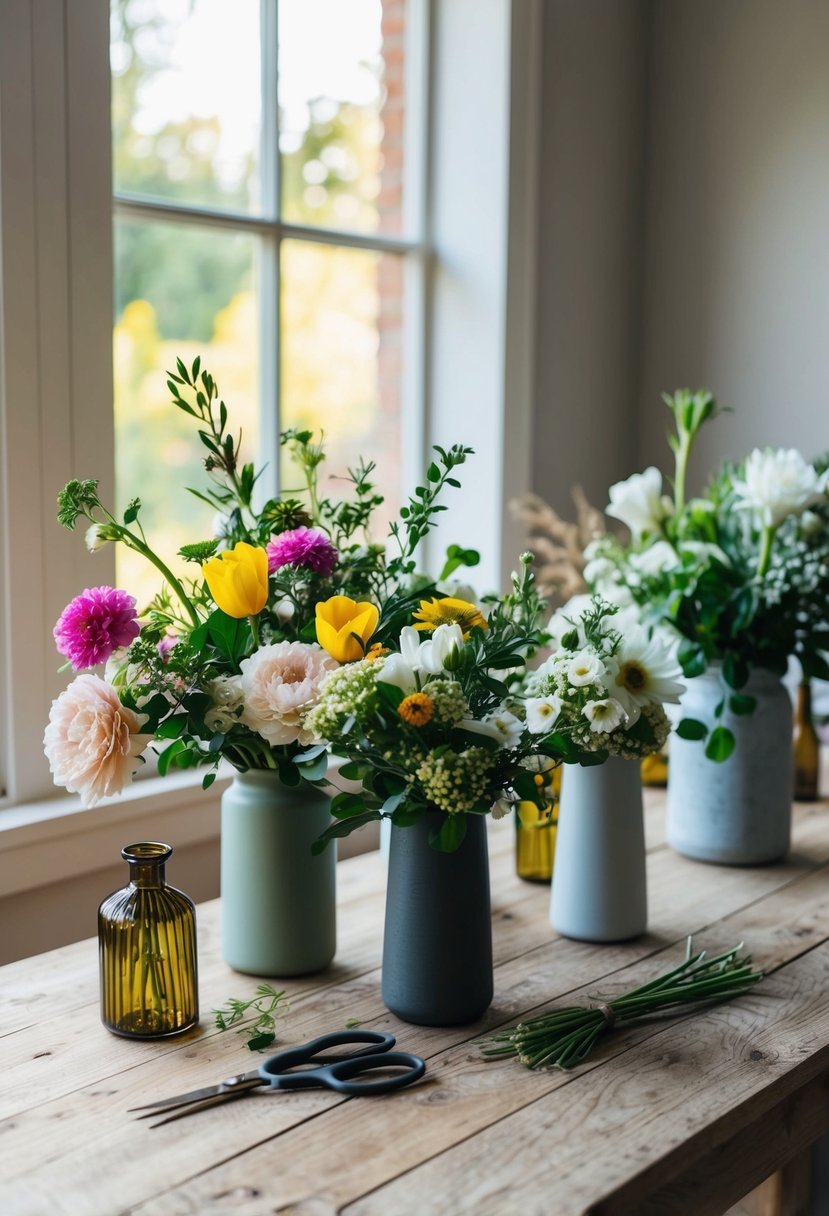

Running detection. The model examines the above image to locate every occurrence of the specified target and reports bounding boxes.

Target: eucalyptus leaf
[705,726,736,762]
[676,717,708,741]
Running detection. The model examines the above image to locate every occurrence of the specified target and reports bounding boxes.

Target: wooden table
[3,790,829,1216]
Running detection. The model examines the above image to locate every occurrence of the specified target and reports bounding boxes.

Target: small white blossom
[462,708,524,747]
[380,653,418,692]
[567,650,607,688]
[204,674,245,732]
[526,696,563,734]
[85,524,109,553]
[606,467,672,540]
[490,797,513,820]
[732,448,826,528]
[583,698,626,733]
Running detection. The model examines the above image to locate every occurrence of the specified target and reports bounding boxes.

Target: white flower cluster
[525,602,684,759]
[305,658,382,743]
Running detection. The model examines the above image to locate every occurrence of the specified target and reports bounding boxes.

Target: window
[0,0,536,825]
[111,0,427,607]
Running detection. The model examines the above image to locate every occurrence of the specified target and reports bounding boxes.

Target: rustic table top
[2,789,829,1216]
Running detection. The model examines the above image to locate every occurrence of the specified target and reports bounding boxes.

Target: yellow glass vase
[515,767,561,883]
[98,842,199,1038]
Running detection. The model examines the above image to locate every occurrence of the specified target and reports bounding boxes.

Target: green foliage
[213,983,289,1052]
[57,479,101,529]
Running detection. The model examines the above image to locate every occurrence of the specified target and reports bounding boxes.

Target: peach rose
[44,674,152,807]
[239,641,337,746]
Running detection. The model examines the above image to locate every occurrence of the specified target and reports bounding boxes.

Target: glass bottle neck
[128,861,167,888]
[797,682,813,721]
[122,843,173,888]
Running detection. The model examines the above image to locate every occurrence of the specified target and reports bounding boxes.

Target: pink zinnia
[53,586,140,670]
[267,527,338,576]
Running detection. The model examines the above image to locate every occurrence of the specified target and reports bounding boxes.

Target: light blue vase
[667,666,792,864]
[220,770,336,976]
[550,756,647,942]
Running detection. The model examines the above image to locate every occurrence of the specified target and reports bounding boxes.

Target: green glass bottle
[793,681,820,802]
[98,843,199,1038]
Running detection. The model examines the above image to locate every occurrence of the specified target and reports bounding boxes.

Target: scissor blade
[129,1073,261,1114]
[144,1089,244,1128]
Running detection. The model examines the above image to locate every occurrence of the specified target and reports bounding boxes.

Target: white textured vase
[667,666,792,865]
[550,756,647,942]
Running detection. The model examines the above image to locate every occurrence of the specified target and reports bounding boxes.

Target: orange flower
[398,692,434,726]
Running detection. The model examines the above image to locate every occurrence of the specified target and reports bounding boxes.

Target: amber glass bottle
[793,682,820,802]
[515,767,561,883]
[641,749,668,788]
[98,843,199,1038]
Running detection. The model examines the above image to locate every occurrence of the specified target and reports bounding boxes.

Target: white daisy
[606,626,685,725]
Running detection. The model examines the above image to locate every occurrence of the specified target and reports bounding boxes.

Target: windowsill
[0,758,374,900]
[0,771,226,898]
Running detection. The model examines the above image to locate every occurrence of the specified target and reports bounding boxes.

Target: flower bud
[85,523,117,552]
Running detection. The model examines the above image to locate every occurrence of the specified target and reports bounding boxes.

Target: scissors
[130,1030,426,1128]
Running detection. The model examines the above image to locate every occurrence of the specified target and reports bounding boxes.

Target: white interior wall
[638,0,829,489]
[531,0,648,518]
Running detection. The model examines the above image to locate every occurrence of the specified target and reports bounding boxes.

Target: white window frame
[0,0,540,899]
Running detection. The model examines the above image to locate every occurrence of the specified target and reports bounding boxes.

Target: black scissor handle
[263,1050,426,1095]
[317,1050,426,1094]
[258,1029,396,1086]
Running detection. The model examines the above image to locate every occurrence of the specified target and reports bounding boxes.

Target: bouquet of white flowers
[583,389,829,758]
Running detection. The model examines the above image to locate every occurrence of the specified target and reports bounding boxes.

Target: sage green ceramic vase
[220,771,336,975]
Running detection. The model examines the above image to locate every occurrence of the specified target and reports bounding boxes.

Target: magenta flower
[53,586,140,670]
[266,527,338,577]
[157,633,178,662]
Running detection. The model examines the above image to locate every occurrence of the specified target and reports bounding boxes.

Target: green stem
[250,613,261,649]
[100,510,200,629]
[673,433,691,518]
[756,524,776,579]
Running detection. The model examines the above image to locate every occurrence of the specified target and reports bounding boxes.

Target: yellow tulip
[315,595,379,663]
[202,542,269,618]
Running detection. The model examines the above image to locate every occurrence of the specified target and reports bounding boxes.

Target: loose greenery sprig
[479,940,762,1071]
[213,983,289,1052]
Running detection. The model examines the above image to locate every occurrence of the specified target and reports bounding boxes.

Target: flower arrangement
[523,597,684,762]
[308,593,682,855]
[582,389,829,758]
[44,356,479,807]
[306,557,552,853]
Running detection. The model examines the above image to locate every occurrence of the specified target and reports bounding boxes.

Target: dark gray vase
[381,811,493,1026]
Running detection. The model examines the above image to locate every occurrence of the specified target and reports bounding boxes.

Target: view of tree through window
[111,0,412,607]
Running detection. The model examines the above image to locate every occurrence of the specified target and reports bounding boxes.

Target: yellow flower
[202,542,269,618]
[413,596,487,635]
[315,595,379,663]
[365,643,389,662]
[398,692,434,727]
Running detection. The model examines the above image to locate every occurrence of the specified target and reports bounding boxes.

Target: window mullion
[258,0,280,500]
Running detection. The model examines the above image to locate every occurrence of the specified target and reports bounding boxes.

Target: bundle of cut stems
[480,940,763,1071]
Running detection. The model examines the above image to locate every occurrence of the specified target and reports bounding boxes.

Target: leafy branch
[213,983,289,1051]
[56,479,200,627]
[387,445,474,577]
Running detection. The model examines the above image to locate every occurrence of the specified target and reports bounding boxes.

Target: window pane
[280,240,404,533]
[111,0,262,213]
[279,0,408,235]
[113,218,259,608]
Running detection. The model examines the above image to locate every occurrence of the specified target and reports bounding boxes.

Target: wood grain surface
[2,791,827,1216]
